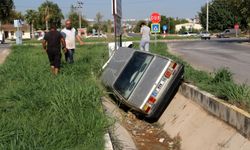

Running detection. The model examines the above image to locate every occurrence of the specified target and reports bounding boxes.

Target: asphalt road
[0,43,10,50]
[167,39,250,85]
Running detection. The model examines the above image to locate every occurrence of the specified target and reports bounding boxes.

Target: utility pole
[77,0,84,29]
[206,0,209,32]
[45,5,49,31]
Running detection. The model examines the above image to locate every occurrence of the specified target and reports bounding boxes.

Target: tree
[67,5,88,29]
[199,0,249,31]
[95,12,103,36]
[0,0,14,23]
[106,20,112,33]
[25,9,38,38]
[37,0,64,30]
[179,26,187,34]
[174,18,189,25]
[133,20,147,33]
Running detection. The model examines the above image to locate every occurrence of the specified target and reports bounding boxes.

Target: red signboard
[150,12,161,23]
[234,24,239,30]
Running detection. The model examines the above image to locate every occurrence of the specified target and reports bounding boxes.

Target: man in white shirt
[61,20,84,63]
[140,22,150,51]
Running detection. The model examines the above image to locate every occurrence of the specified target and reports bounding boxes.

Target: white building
[175,23,202,32]
[1,24,31,40]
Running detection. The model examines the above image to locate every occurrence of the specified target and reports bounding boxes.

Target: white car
[0,31,5,44]
[178,32,197,37]
[86,33,107,38]
[101,47,184,121]
[200,31,211,40]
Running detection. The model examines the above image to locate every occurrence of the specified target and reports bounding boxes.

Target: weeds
[0,44,110,149]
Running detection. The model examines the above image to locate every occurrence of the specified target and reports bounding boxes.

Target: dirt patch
[121,111,181,150]
[0,48,11,64]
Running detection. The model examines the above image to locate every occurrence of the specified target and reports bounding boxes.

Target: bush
[212,68,233,83]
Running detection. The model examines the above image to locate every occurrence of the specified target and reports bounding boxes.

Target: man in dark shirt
[42,24,66,75]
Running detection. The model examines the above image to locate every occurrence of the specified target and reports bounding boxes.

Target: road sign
[14,19,23,27]
[162,25,168,31]
[150,12,161,23]
[151,23,161,33]
[112,0,122,18]
[234,24,239,30]
[112,0,122,35]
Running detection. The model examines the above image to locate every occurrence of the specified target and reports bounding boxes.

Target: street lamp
[77,0,84,29]
[206,0,209,32]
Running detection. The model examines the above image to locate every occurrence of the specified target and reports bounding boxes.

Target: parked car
[101,47,184,121]
[217,29,241,38]
[86,33,107,38]
[200,31,211,40]
[178,32,197,37]
[0,31,5,44]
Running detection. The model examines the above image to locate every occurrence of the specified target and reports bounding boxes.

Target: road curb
[179,82,250,139]
[101,97,138,150]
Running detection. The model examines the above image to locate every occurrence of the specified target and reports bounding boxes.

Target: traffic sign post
[151,23,161,46]
[112,0,122,50]
[151,23,161,33]
[162,25,168,37]
[14,19,23,45]
[150,12,161,23]
[150,12,161,47]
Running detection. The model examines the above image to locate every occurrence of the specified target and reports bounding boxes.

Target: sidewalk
[0,46,11,64]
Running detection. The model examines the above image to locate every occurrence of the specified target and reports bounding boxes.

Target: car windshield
[114,52,153,99]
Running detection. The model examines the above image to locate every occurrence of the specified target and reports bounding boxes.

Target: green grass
[149,42,250,111]
[0,44,111,149]
[21,34,200,45]
[156,35,200,40]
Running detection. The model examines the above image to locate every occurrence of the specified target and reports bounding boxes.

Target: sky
[13,0,206,20]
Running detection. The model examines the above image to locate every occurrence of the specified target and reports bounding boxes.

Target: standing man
[42,24,66,75]
[61,20,84,63]
[140,22,151,51]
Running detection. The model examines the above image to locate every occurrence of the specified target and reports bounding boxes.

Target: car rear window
[114,52,154,99]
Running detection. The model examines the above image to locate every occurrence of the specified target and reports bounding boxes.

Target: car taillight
[143,96,156,113]
[170,62,177,69]
[172,62,177,69]
[164,70,172,78]
[142,61,178,114]
[165,61,177,78]
[143,104,151,113]
[148,96,156,104]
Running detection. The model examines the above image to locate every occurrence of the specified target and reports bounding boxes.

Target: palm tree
[38,0,64,30]
[25,9,38,38]
[95,12,103,37]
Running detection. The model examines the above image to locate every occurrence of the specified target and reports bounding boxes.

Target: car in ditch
[101,47,184,121]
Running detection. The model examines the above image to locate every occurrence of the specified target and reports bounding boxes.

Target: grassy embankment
[0,44,111,149]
